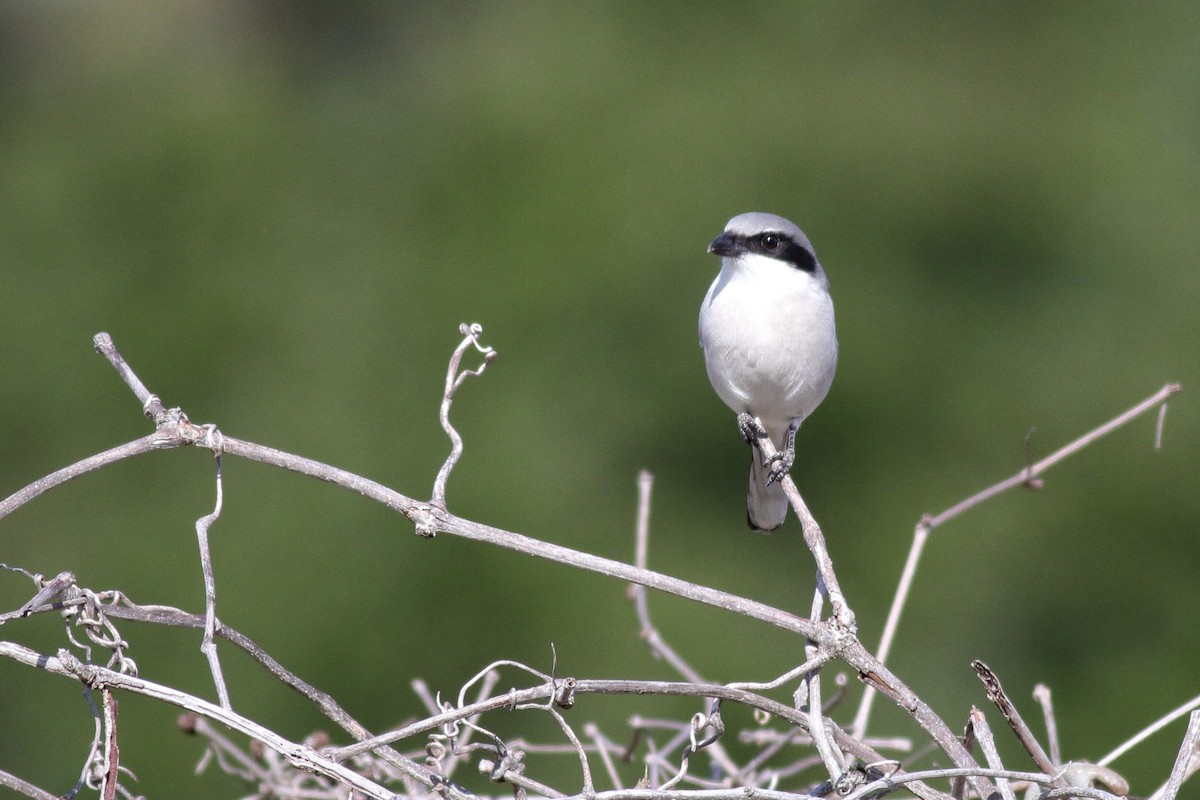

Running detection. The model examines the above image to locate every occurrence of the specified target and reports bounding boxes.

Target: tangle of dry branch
[0,330,1186,800]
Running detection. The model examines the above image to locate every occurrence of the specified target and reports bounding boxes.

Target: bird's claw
[764,448,795,486]
[737,412,768,444]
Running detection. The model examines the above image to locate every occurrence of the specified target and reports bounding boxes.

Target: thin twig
[183,713,268,781]
[583,723,625,790]
[71,684,103,800]
[967,707,1016,800]
[628,472,706,686]
[1153,710,1200,800]
[972,661,1060,784]
[725,654,831,694]
[98,601,375,741]
[626,471,741,779]
[0,767,58,800]
[93,333,162,420]
[477,758,566,798]
[951,714,976,800]
[799,586,843,782]
[1032,683,1060,768]
[1039,788,1128,800]
[849,520,926,740]
[412,678,442,716]
[842,765,1053,800]
[928,383,1179,532]
[0,435,165,522]
[441,669,502,779]
[1099,692,1200,767]
[853,383,1181,738]
[195,444,230,710]
[543,704,594,794]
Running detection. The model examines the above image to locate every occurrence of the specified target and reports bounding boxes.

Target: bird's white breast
[699,253,838,435]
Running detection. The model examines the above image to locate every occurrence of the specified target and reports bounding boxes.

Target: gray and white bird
[699,212,838,532]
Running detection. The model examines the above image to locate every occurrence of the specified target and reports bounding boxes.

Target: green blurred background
[1,2,1197,797]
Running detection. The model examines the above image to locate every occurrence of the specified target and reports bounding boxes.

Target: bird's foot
[764,448,795,486]
[737,412,768,444]
[764,423,798,486]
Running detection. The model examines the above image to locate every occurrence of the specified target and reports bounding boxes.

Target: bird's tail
[747,444,788,533]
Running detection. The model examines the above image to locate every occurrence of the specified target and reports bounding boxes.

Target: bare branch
[1153,710,1200,800]
[328,675,909,766]
[0,435,164,522]
[625,471,741,779]
[0,333,1003,784]
[1032,683,1061,767]
[195,445,230,710]
[853,383,1181,738]
[100,600,374,741]
[0,643,417,800]
[99,689,119,800]
[11,333,1180,799]
[927,383,1179,533]
[843,765,1054,800]
[0,767,57,800]
[967,707,1016,800]
[1099,692,1200,767]
[93,332,162,420]
[972,661,1059,782]
[798,587,843,782]
[0,431,826,645]
[584,723,625,790]
[725,654,831,694]
[628,471,707,686]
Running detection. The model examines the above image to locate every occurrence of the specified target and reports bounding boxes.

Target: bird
[698,212,838,532]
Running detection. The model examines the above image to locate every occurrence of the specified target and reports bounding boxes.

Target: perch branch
[746,429,853,632]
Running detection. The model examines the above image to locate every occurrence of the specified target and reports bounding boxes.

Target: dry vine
[0,327,1189,800]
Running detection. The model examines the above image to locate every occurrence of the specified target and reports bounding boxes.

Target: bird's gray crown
[708,212,820,274]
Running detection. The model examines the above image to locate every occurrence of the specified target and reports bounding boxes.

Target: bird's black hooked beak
[707,232,743,257]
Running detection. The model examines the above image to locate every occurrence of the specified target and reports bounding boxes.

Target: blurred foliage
[0,1,1197,797]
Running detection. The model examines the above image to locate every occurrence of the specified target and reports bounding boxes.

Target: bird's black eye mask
[747,232,818,273]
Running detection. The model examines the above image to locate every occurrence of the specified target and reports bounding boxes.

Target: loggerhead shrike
[699,213,838,532]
